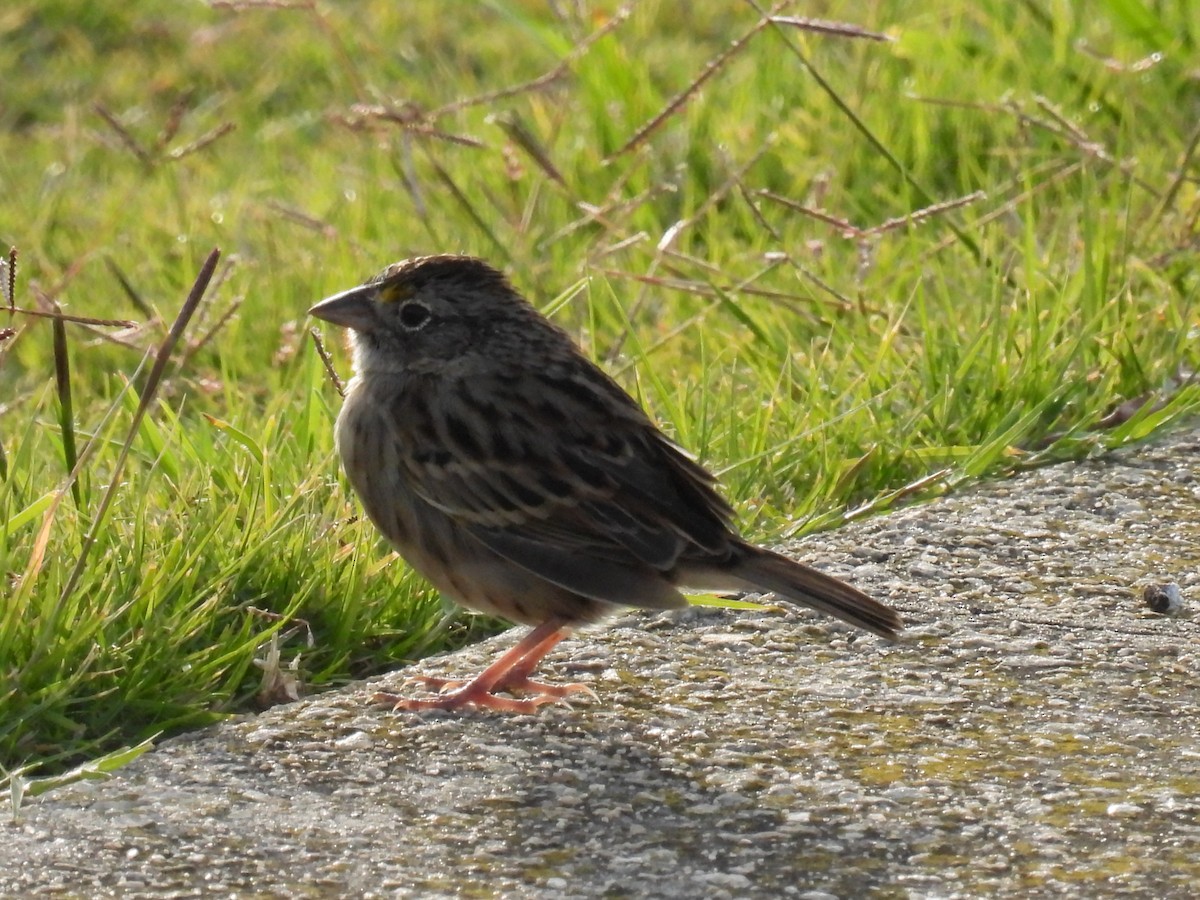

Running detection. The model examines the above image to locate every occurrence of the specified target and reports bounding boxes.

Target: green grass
[1,0,1198,773]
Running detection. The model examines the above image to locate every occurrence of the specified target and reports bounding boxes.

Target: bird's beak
[308,285,378,331]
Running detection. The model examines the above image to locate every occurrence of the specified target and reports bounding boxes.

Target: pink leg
[373,619,595,714]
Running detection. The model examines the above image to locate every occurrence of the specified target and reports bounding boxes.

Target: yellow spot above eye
[378,283,413,305]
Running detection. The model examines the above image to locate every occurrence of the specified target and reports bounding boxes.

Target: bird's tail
[725,543,903,639]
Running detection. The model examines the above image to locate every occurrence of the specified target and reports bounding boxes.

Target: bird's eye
[397,301,431,330]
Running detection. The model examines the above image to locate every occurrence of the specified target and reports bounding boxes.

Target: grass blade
[50,306,81,507]
[58,249,221,604]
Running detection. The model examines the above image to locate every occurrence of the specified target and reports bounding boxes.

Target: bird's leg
[478,621,598,702]
[374,618,594,713]
[404,620,571,695]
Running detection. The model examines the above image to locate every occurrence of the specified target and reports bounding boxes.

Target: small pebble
[1142,582,1184,615]
[1106,802,1144,818]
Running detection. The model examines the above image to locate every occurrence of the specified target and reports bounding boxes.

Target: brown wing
[392,363,737,605]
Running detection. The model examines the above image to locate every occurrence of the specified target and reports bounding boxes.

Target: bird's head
[309,254,544,376]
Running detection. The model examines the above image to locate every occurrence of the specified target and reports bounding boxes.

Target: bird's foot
[371,619,595,714]
[372,676,593,714]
